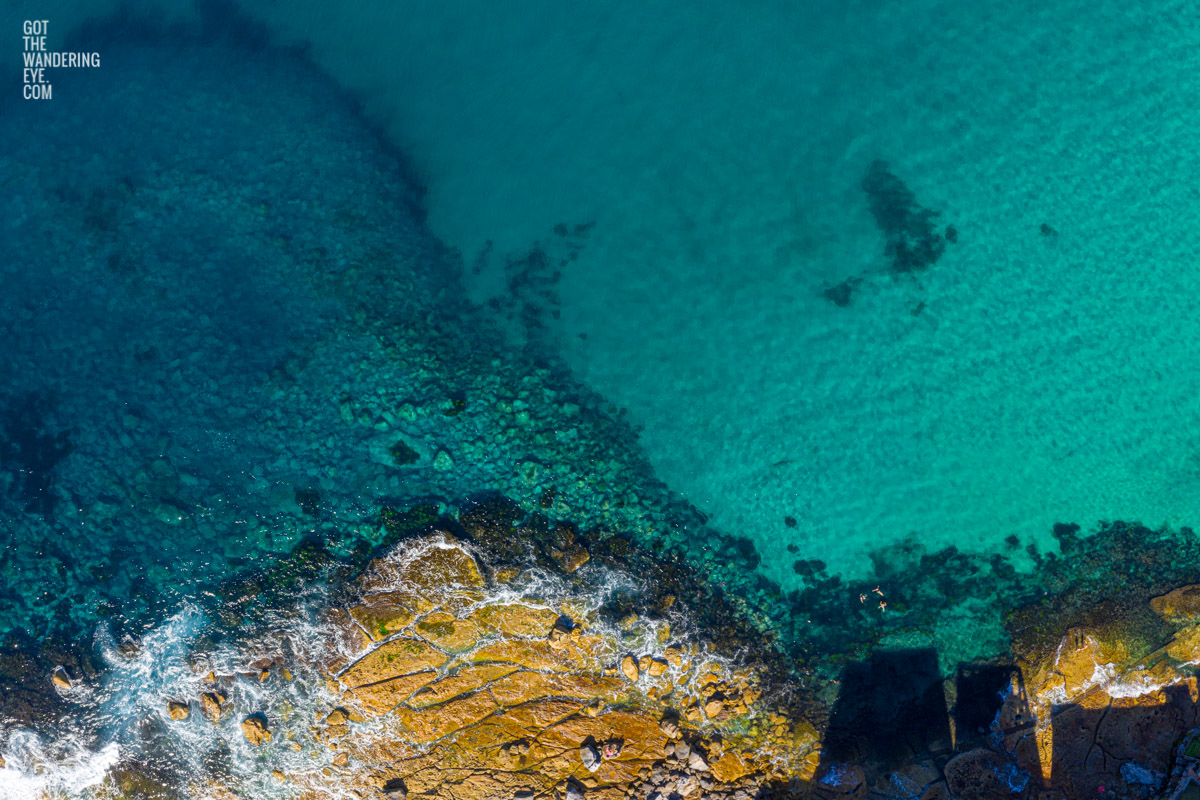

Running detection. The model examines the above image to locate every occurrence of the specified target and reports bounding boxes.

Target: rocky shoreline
[13,529,1200,800]
[12,495,1200,800]
[96,530,811,800]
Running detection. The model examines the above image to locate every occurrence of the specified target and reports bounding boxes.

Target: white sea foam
[0,599,345,799]
[0,535,738,798]
[359,535,741,701]
[0,732,120,800]
[1106,670,1172,700]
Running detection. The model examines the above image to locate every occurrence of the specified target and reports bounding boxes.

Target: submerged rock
[861,159,948,275]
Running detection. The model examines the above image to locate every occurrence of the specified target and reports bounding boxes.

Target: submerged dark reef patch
[861,159,949,275]
[773,519,1200,690]
[822,160,954,307]
[0,393,72,517]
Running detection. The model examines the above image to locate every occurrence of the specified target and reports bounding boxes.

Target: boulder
[556,545,590,573]
[580,741,601,772]
[660,715,680,739]
[818,764,865,793]
[710,750,749,783]
[547,617,573,650]
[920,781,951,800]
[167,700,189,720]
[200,691,225,722]
[51,668,71,690]
[241,714,271,745]
[620,655,639,682]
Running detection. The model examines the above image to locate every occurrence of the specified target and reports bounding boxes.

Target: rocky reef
[860,160,948,276]
[822,159,954,307]
[50,531,817,800]
[14,524,1200,800]
[804,579,1200,800]
[288,533,816,800]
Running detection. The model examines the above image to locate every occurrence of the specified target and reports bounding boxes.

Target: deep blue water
[2,15,447,640]
[0,6,747,652]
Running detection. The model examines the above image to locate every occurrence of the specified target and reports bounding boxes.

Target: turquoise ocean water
[281,0,1200,588]
[3,0,1200,794]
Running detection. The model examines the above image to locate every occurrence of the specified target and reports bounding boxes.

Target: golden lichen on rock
[241,715,271,745]
[1151,584,1200,621]
[282,533,813,800]
[338,637,448,688]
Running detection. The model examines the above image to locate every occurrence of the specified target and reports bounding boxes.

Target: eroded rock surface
[285,533,816,800]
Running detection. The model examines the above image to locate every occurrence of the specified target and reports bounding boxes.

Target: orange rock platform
[281,533,819,799]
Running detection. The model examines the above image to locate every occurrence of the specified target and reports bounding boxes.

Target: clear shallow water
[232,0,1200,585]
